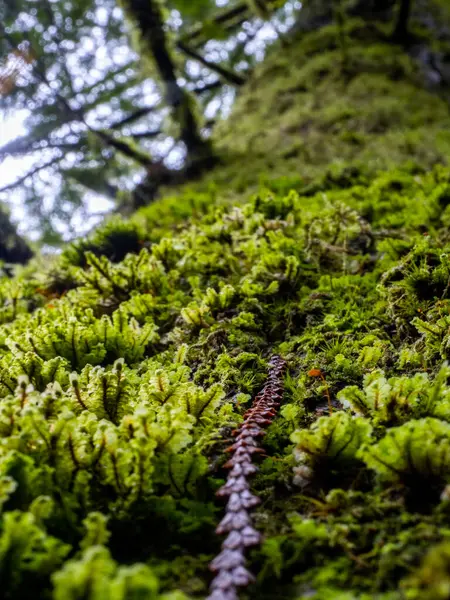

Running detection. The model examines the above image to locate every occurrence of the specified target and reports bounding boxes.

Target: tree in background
[0,0,295,244]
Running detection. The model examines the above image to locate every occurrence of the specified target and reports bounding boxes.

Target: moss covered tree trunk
[1,4,450,600]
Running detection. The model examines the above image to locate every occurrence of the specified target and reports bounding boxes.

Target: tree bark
[124,0,213,165]
[392,0,412,42]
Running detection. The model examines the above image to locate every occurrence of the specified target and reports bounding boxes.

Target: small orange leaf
[308,369,322,377]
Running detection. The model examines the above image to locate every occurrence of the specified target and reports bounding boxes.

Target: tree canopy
[0,0,300,244]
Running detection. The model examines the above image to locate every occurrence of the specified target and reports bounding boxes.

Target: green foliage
[206,20,450,205]
[337,368,449,424]
[7,156,449,597]
[1,0,299,243]
[52,545,160,600]
[0,508,71,599]
[401,540,450,600]
[291,412,372,485]
[61,220,146,268]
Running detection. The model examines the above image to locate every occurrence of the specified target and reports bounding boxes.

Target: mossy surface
[1,15,450,600]
[190,18,450,201]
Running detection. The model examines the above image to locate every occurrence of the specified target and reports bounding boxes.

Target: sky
[0,111,36,230]
[0,109,31,190]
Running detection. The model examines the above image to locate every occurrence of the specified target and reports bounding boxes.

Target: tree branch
[63,169,120,199]
[0,156,62,194]
[0,133,88,158]
[41,140,87,151]
[94,130,152,166]
[123,0,212,164]
[228,21,266,65]
[0,135,47,158]
[2,29,158,169]
[77,62,136,99]
[192,79,222,94]
[42,0,77,97]
[129,129,163,139]
[180,2,250,47]
[176,41,246,86]
[0,110,80,158]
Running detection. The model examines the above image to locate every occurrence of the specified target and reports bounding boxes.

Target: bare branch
[129,129,163,139]
[192,79,222,94]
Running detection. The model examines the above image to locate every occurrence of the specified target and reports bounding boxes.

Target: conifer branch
[0,27,156,171]
[0,156,63,194]
[109,106,160,130]
[176,41,246,87]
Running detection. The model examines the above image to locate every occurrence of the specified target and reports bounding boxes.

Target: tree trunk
[124,0,212,165]
[392,0,412,42]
